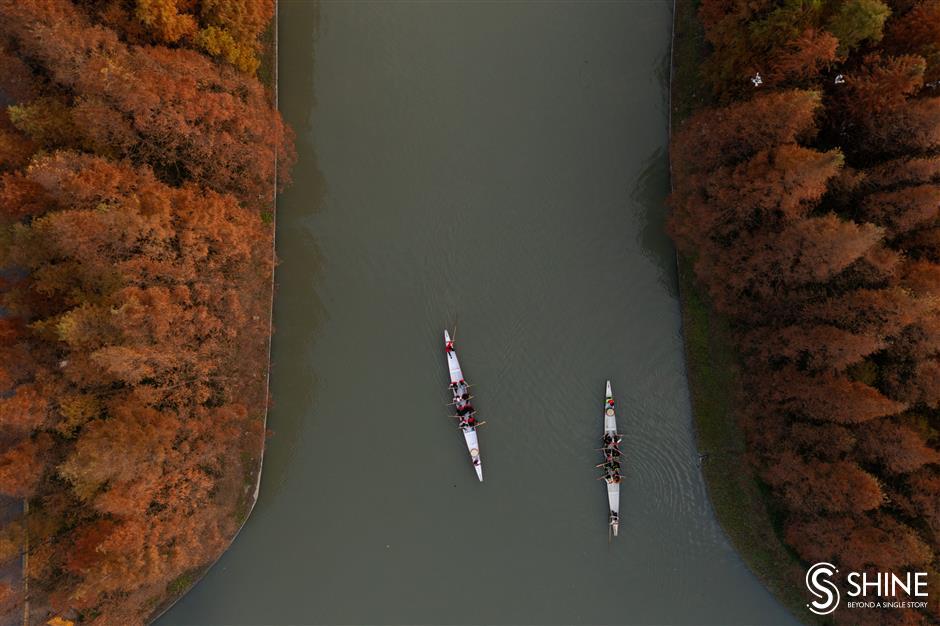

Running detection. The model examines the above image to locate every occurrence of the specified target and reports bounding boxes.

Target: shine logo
[805,562,841,615]
[804,562,930,615]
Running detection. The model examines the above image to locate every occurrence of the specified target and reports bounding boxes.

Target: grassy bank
[670,2,819,624]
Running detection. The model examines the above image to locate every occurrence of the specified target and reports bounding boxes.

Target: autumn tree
[827,0,891,55]
[0,0,294,206]
[884,0,940,81]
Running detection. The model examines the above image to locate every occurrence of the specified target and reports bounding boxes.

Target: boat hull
[463,426,483,482]
[603,380,620,536]
[445,330,483,481]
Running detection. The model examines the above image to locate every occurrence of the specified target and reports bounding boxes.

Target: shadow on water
[632,44,677,298]
[259,0,327,498]
[631,145,676,298]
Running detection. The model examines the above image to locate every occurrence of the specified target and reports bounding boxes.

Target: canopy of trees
[0,1,293,624]
[672,2,940,624]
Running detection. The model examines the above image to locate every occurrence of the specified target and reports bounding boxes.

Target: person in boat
[605,448,621,460]
[465,416,476,428]
[445,341,454,352]
[461,392,469,400]
[604,460,620,473]
[608,472,621,484]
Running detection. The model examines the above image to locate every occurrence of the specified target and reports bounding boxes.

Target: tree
[864,155,940,188]
[671,145,843,257]
[907,467,940,544]
[670,89,822,180]
[788,421,856,459]
[134,0,197,44]
[762,368,907,423]
[767,28,839,85]
[802,287,921,336]
[0,434,53,497]
[786,513,932,571]
[696,213,882,313]
[831,53,925,127]
[827,0,892,54]
[0,385,49,436]
[856,418,940,474]
[858,184,940,237]
[884,0,940,81]
[0,0,295,205]
[741,323,886,372]
[762,451,883,513]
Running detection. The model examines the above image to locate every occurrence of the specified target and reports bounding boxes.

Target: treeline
[0,1,293,624]
[670,1,940,624]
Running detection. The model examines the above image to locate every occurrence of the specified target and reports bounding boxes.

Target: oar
[595,462,621,468]
[446,395,474,405]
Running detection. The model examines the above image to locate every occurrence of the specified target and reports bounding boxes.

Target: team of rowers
[450,379,478,429]
[601,397,622,484]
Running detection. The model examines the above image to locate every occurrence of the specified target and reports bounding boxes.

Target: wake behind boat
[444,330,483,481]
[600,380,622,537]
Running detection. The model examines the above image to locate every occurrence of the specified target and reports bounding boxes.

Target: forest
[0,0,294,624]
[669,0,940,624]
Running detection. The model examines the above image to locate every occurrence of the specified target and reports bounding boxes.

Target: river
[162,1,800,624]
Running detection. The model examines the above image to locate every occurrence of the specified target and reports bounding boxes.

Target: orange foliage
[0,1,290,622]
[671,4,940,618]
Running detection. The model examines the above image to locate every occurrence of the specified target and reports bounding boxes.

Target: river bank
[669,3,819,625]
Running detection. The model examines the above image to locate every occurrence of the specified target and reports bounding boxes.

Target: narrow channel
[163,2,800,624]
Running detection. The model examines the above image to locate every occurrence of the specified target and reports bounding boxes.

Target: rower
[466,416,476,427]
[445,341,454,352]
